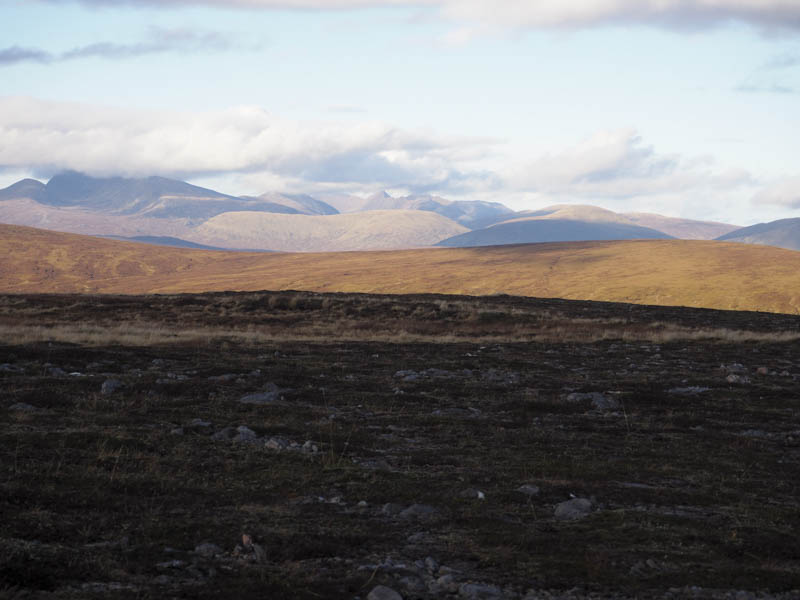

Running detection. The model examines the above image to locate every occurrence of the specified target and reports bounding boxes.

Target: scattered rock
[459,582,504,599]
[668,386,710,395]
[591,394,619,411]
[398,575,426,593]
[240,534,267,564]
[101,379,124,395]
[399,504,438,519]
[0,363,23,373]
[431,574,459,594]
[46,366,67,376]
[187,418,212,428]
[265,436,289,450]
[194,543,223,558]
[459,488,486,500]
[232,425,259,443]
[565,391,604,404]
[170,427,185,435]
[239,383,282,405]
[726,374,751,384]
[432,407,482,418]
[516,484,540,497]
[481,369,519,385]
[211,427,236,441]
[381,503,404,516]
[554,498,593,521]
[394,370,420,382]
[368,585,403,600]
[156,559,186,569]
[208,373,238,382]
[424,556,439,573]
[9,402,37,412]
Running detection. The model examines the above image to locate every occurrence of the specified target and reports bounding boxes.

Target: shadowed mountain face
[625,212,740,240]
[716,218,800,251]
[0,178,46,202]
[437,205,674,247]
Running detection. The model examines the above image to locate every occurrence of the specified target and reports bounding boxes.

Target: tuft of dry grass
[1,295,798,347]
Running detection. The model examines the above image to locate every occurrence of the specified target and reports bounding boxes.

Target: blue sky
[1,0,799,224]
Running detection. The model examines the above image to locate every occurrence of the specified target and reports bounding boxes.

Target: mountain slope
[350,191,514,228]
[250,192,339,216]
[625,212,740,240]
[716,218,800,251]
[0,178,46,202]
[190,209,469,251]
[0,173,307,220]
[438,205,672,247]
[3,224,800,314]
[102,235,231,251]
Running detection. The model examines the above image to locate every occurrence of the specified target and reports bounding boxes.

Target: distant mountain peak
[0,178,46,202]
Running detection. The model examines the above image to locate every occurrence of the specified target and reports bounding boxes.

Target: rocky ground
[1,291,799,599]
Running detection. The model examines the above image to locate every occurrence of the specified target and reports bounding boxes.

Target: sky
[1,0,799,225]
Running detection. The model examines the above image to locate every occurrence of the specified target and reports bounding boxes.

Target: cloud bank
[505,129,751,201]
[752,177,800,208]
[41,0,800,32]
[0,96,755,209]
[0,27,236,67]
[0,96,492,193]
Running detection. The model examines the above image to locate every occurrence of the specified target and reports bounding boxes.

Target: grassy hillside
[191,209,468,251]
[625,212,740,240]
[717,217,800,251]
[3,223,800,313]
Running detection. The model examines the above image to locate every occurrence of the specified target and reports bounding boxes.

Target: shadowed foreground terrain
[3,224,800,314]
[1,291,799,599]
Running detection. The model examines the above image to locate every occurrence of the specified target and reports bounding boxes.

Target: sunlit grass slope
[2,224,800,314]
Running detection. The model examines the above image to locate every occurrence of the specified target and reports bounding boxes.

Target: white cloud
[0,96,762,219]
[505,129,753,201]
[0,96,494,192]
[43,0,800,32]
[752,177,800,208]
[439,0,800,32]
[0,27,241,67]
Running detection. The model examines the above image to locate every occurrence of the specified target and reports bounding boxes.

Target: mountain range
[1,171,796,253]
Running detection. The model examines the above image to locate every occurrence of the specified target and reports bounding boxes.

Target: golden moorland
[3,223,800,314]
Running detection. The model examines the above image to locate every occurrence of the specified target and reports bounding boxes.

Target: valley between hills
[3,223,800,315]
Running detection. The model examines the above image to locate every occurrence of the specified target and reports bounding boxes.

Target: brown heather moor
[2,224,800,314]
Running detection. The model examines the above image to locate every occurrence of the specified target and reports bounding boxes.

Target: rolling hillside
[190,210,469,251]
[328,190,514,228]
[716,218,800,251]
[625,212,740,240]
[3,224,800,314]
[438,205,672,247]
